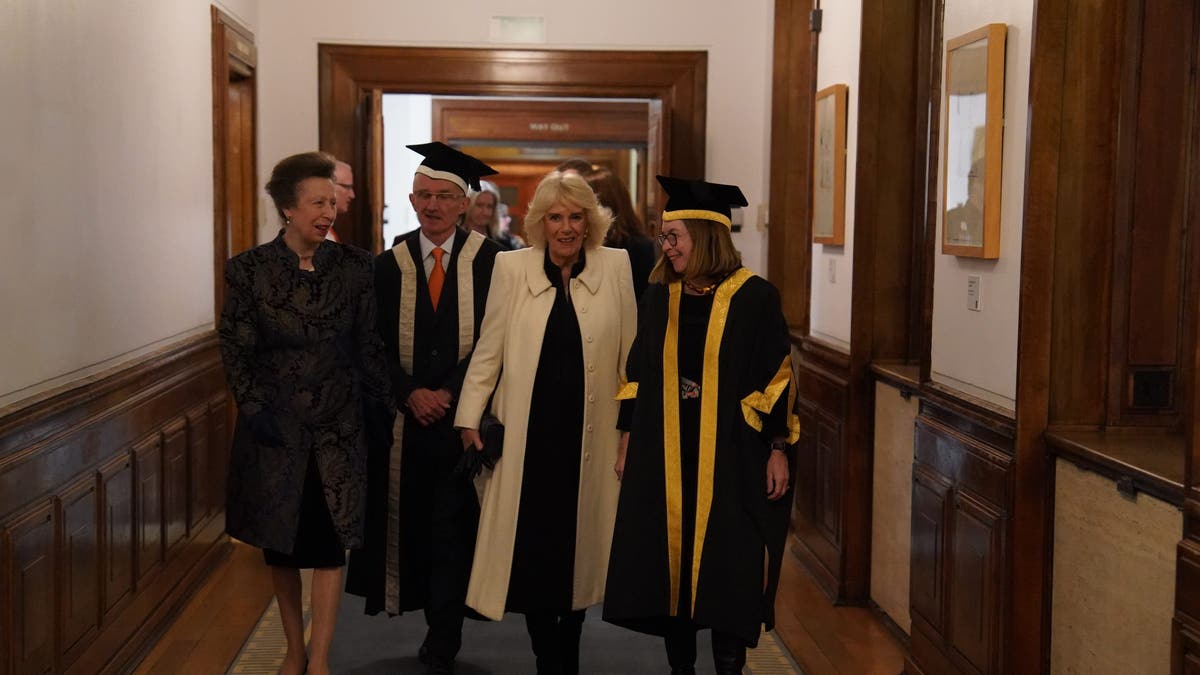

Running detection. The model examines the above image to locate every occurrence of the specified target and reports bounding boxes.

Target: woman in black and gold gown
[604,177,800,675]
[219,151,391,675]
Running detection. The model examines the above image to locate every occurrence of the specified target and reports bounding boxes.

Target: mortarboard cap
[656,176,748,229]
[407,142,497,193]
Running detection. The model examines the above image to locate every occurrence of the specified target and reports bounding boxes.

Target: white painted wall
[382,94,433,247]
[254,0,776,274]
[808,1,862,351]
[0,0,255,404]
[930,0,1033,410]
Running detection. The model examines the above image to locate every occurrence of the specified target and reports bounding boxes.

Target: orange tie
[429,247,445,311]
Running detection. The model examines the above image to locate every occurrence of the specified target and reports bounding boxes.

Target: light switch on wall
[828,258,837,284]
[967,275,982,311]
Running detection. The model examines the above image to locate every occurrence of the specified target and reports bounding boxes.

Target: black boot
[526,613,562,674]
[665,620,697,675]
[557,610,586,675]
[711,630,746,675]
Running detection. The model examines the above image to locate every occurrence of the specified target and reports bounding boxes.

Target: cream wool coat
[454,246,637,620]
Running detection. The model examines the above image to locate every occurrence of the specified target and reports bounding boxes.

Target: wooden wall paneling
[432,98,651,145]
[161,419,188,559]
[207,393,230,519]
[57,475,100,666]
[1177,541,1200,672]
[767,0,815,329]
[1,500,56,675]
[946,490,1004,674]
[910,464,950,634]
[184,404,210,534]
[908,404,1013,675]
[98,453,134,622]
[912,0,943,372]
[0,335,229,674]
[318,45,707,252]
[790,354,850,600]
[1108,0,1197,425]
[133,433,162,585]
[1046,0,1124,426]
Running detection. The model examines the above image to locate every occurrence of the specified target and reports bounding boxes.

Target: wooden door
[211,8,257,320]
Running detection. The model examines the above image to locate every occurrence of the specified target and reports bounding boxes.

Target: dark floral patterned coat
[218,234,390,554]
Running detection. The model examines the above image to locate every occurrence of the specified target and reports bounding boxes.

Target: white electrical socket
[828,258,836,284]
[967,275,981,311]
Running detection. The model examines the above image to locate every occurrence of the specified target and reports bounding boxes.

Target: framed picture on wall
[812,84,848,245]
[941,23,1007,258]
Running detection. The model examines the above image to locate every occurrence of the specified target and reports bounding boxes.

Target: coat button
[586,424,594,432]
[588,395,595,402]
[586,336,594,343]
[580,306,588,313]
[585,452,591,460]
[431,349,438,357]
[587,364,595,372]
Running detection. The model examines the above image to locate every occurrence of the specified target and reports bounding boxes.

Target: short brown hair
[649,218,742,283]
[524,171,612,250]
[265,152,336,222]
[586,170,646,246]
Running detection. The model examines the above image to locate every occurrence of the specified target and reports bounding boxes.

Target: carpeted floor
[229,587,802,674]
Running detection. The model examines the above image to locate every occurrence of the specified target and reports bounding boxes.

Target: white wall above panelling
[0,1,229,402]
[808,0,862,350]
[255,0,776,276]
[929,0,1034,410]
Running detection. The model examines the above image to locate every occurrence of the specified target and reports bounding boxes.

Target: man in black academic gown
[346,143,500,675]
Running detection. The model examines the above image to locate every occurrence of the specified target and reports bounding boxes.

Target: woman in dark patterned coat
[219,151,391,675]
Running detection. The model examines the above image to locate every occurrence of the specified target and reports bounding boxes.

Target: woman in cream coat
[456,171,637,674]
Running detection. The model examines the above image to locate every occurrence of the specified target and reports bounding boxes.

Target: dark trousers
[524,610,586,675]
[664,619,748,675]
[421,445,480,663]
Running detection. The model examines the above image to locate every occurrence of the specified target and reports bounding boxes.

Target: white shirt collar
[418,229,456,261]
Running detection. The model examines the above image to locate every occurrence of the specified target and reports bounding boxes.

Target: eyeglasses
[413,191,463,204]
[657,231,682,248]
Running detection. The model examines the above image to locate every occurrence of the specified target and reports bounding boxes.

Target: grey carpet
[328,595,719,674]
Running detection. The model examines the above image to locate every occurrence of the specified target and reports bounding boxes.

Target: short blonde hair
[523,171,611,250]
[649,218,742,283]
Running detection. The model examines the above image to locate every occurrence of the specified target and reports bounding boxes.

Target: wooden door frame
[210,7,256,319]
[317,45,708,252]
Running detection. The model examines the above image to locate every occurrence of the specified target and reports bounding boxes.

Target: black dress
[505,250,587,613]
[675,293,713,614]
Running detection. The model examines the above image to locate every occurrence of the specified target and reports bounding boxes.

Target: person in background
[325,159,355,242]
[555,157,595,177]
[586,169,656,300]
[454,171,637,674]
[467,180,526,251]
[219,151,392,675]
[346,142,501,675]
[603,176,800,675]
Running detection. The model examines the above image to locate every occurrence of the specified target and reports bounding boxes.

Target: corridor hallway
[132,541,903,674]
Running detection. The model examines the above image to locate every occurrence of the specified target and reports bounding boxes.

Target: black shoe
[670,668,696,675]
[428,656,455,675]
[418,641,431,665]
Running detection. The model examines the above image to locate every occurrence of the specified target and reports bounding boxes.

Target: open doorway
[382,95,653,248]
[318,45,706,254]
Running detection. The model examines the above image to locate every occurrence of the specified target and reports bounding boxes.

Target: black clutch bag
[456,413,505,479]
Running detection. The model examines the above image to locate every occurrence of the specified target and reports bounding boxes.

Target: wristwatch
[770,439,788,453]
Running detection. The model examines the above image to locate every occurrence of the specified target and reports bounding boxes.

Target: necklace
[683,278,720,295]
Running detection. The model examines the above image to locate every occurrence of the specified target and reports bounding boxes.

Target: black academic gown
[346,228,499,617]
[602,269,800,646]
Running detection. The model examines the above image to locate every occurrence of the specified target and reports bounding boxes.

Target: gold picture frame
[812,84,848,245]
[941,24,1006,258]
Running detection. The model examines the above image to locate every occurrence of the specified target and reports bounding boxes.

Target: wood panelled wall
[0,334,230,675]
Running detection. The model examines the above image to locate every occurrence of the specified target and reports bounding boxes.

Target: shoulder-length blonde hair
[523,171,611,250]
[649,218,743,283]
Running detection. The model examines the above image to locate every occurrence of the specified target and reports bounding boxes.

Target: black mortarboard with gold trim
[656,175,748,229]
[407,142,497,193]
